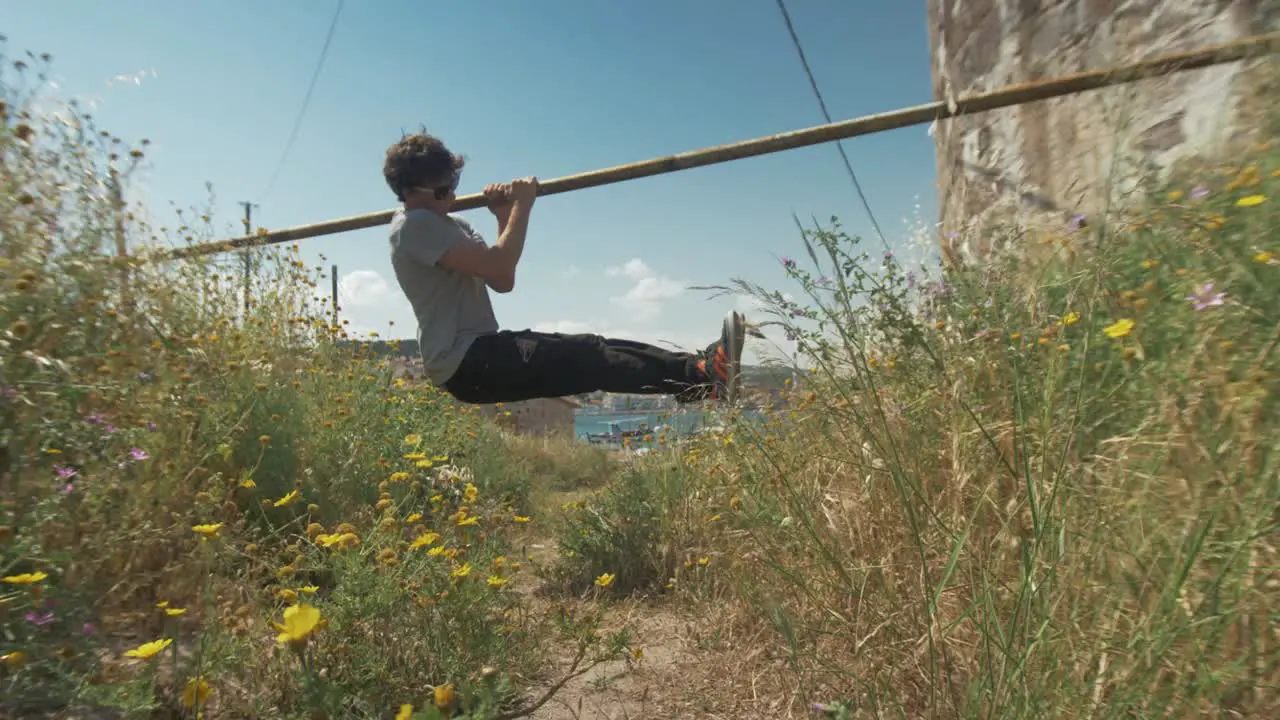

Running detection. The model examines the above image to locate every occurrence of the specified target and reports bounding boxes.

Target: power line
[258,0,345,201]
[774,0,889,251]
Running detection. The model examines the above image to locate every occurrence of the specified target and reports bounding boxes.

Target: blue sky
[6,0,940,363]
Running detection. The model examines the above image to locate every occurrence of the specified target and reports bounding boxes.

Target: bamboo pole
[166,31,1280,261]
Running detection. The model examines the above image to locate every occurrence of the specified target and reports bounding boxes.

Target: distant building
[477,397,579,437]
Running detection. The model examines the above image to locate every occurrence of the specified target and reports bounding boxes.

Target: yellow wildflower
[274,603,322,647]
[1103,319,1135,339]
[299,585,319,595]
[395,705,413,720]
[512,515,531,524]
[1236,194,1266,207]
[450,562,471,579]
[1060,311,1080,326]
[405,512,423,524]
[276,588,299,604]
[411,532,441,550]
[1254,251,1274,264]
[2,572,48,585]
[191,523,223,539]
[163,607,187,617]
[2,650,26,668]
[457,515,479,527]
[427,546,446,557]
[273,490,301,508]
[403,433,422,447]
[434,684,456,711]
[389,472,410,483]
[463,483,478,503]
[124,638,173,660]
[487,575,509,589]
[181,678,211,709]
[595,573,616,588]
[316,532,360,549]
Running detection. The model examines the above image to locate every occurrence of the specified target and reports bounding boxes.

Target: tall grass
[552,122,1279,716]
[5,42,1279,720]
[0,55,629,719]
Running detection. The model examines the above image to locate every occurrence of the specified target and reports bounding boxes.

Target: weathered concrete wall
[928,0,1277,264]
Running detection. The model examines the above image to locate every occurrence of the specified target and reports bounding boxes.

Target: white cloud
[603,258,685,322]
[561,265,581,279]
[338,269,394,308]
[734,293,766,316]
[604,258,652,280]
[309,269,415,339]
[532,319,595,335]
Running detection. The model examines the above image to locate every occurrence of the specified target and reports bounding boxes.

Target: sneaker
[696,311,745,403]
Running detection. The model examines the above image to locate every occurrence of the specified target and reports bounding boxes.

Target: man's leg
[443,311,745,405]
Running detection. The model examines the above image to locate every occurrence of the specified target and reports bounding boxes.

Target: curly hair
[382,129,465,201]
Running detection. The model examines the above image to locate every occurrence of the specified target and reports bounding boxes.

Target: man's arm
[438,200,531,294]
[438,178,536,293]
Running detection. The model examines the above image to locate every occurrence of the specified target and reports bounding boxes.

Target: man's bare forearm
[493,201,532,272]
[496,206,511,236]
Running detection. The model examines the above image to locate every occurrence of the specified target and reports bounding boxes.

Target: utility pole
[330,264,339,330]
[238,201,258,320]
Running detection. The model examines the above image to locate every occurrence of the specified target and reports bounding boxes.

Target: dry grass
[4,44,1279,720]
[550,135,1280,717]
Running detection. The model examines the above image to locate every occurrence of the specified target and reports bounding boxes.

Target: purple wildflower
[54,464,77,480]
[82,622,96,635]
[815,276,832,287]
[1187,283,1226,311]
[129,447,149,462]
[85,413,106,425]
[781,256,796,270]
[1190,185,1210,201]
[26,611,55,627]
[146,421,157,432]
[1068,214,1088,232]
[104,423,118,434]
[60,483,74,495]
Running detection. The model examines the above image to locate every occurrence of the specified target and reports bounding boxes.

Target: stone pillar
[928,0,1276,265]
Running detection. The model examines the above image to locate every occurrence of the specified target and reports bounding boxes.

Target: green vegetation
[3,51,1278,719]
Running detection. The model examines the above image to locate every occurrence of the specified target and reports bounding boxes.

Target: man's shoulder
[448,214,477,232]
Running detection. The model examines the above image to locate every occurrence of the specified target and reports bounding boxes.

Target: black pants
[442,330,711,405]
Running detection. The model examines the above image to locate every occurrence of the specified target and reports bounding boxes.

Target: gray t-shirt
[388,208,498,385]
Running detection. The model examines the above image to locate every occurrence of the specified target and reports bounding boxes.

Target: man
[383,130,744,405]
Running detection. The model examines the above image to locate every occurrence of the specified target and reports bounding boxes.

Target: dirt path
[510,499,785,720]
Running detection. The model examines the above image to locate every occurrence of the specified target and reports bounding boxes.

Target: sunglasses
[434,170,461,200]
[409,170,461,201]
